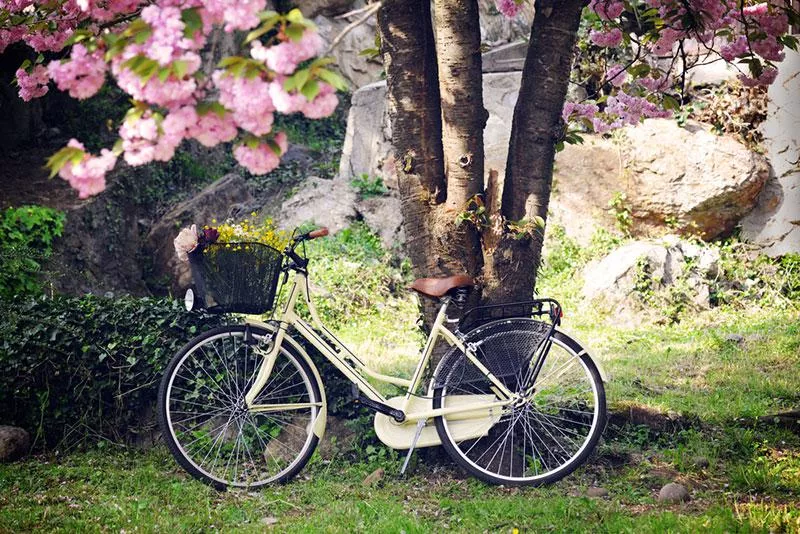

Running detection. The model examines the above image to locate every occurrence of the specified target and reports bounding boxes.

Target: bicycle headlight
[184,288,195,311]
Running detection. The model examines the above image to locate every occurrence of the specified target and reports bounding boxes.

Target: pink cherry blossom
[254,29,325,75]
[589,28,623,48]
[268,78,307,114]
[212,71,275,135]
[58,139,117,198]
[301,82,338,119]
[234,143,282,175]
[605,64,627,87]
[590,0,624,20]
[189,110,239,147]
[47,43,107,100]
[16,65,50,102]
[494,0,523,17]
[739,67,778,87]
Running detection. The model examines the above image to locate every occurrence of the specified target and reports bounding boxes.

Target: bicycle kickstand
[400,419,427,476]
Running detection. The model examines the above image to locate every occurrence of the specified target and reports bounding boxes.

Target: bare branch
[325,1,381,55]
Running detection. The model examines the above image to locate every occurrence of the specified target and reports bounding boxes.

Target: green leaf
[172,60,188,79]
[662,94,681,111]
[217,56,244,68]
[45,147,85,178]
[300,79,320,101]
[134,27,152,45]
[285,68,310,92]
[244,24,272,45]
[196,101,227,117]
[181,8,203,39]
[285,8,304,23]
[316,68,348,91]
[284,24,304,42]
[628,63,651,79]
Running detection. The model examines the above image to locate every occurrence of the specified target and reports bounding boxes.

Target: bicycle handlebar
[307,227,329,239]
[283,226,329,271]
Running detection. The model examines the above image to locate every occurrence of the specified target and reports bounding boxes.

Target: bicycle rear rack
[458,298,562,332]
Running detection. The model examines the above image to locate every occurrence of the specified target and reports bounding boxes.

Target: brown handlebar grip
[308,227,329,239]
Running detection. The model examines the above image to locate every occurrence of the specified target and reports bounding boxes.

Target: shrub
[0,205,65,299]
[0,295,223,449]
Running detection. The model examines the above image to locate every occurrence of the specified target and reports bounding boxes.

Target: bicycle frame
[243,271,519,423]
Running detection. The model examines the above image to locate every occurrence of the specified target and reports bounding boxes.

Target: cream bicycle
[157,227,606,489]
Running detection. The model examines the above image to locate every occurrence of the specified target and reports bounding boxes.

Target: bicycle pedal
[400,420,427,476]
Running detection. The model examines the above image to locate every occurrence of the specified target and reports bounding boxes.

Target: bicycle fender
[245,319,328,439]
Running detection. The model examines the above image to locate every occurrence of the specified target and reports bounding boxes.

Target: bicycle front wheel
[433,319,606,486]
[158,325,322,489]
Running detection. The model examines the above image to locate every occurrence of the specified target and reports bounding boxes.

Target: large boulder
[145,173,254,293]
[0,425,30,462]
[620,120,770,239]
[582,236,720,321]
[553,120,770,242]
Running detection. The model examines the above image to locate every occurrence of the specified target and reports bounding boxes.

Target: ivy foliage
[0,205,65,300]
[0,295,223,449]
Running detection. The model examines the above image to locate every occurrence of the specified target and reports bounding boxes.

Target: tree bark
[378,0,445,280]
[483,0,587,303]
[432,0,486,286]
[380,0,487,331]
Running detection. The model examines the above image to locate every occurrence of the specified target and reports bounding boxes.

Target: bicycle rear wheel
[158,325,322,489]
[432,319,605,486]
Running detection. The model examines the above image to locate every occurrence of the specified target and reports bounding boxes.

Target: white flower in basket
[174,224,199,262]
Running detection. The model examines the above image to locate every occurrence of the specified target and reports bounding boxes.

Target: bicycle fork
[243,325,286,407]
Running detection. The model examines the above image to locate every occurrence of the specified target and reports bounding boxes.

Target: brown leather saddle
[409,275,474,299]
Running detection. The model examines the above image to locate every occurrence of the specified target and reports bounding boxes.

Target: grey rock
[582,236,721,318]
[586,487,609,498]
[658,482,691,503]
[278,176,357,235]
[145,173,254,294]
[300,0,355,17]
[0,426,30,462]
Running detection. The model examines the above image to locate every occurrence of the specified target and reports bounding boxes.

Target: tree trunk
[483,0,587,303]
[432,0,486,285]
[380,0,487,330]
[378,0,444,276]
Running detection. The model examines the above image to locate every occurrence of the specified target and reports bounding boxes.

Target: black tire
[433,319,606,486]
[158,325,323,489]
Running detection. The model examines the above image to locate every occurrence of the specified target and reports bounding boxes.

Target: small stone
[658,482,690,503]
[0,426,30,463]
[261,517,278,526]
[725,334,745,344]
[586,487,609,498]
[693,456,710,469]
[362,467,385,486]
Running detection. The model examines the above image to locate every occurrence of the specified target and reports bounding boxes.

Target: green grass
[2,446,798,533]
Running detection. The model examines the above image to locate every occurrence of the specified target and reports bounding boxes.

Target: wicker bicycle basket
[188,242,283,314]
